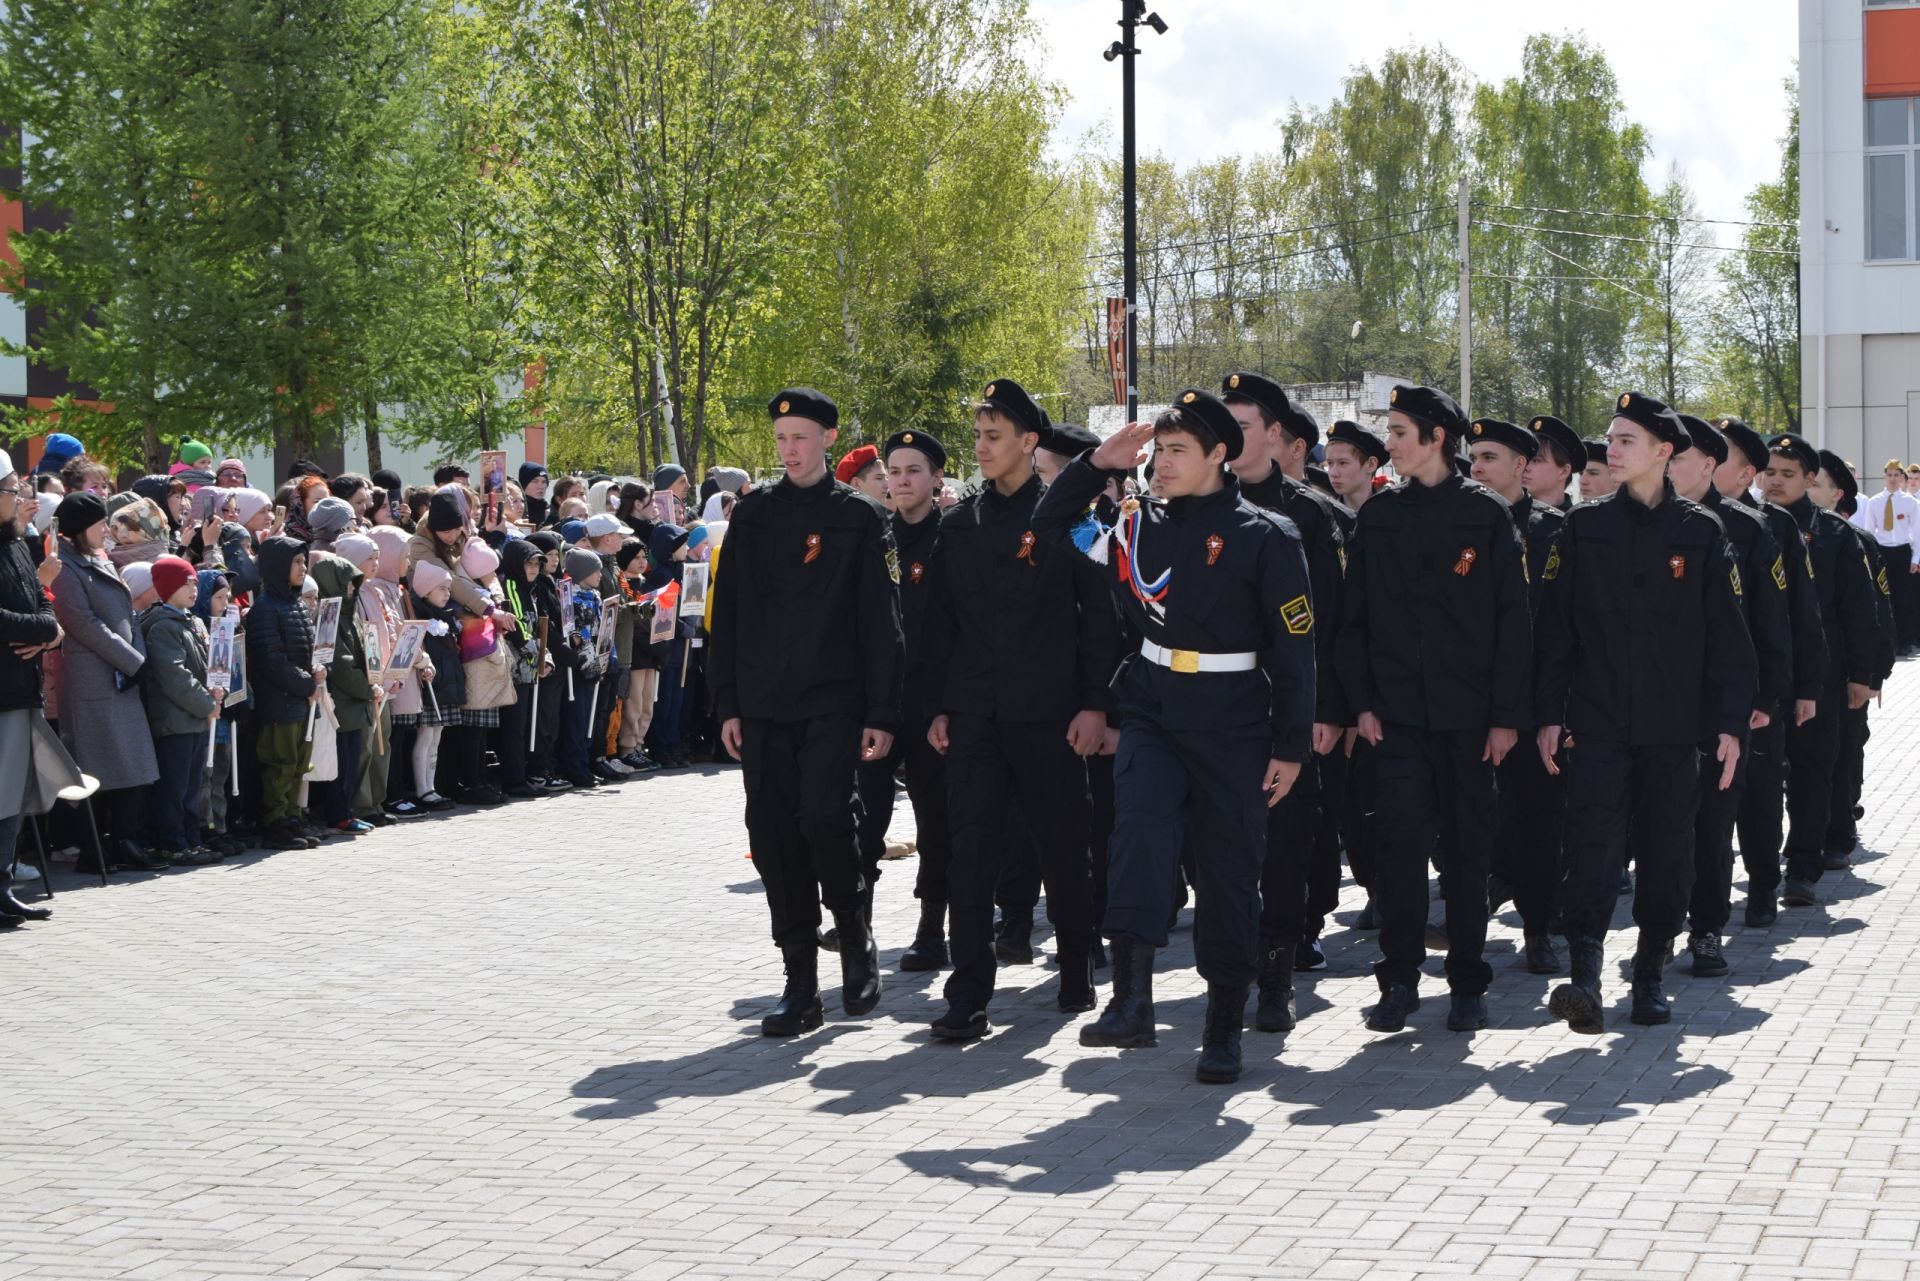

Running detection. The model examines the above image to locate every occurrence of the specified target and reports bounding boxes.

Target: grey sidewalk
[2,714,1917,1280]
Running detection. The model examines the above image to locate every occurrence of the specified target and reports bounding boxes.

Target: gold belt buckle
[1170,649,1200,674]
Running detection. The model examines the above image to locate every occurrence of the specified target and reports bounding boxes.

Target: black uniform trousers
[942,715,1092,1013]
[1344,738,1378,890]
[995,825,1040,917]
[742,714,865,950]
[1104,717,1268,987]
[1736,708,1787,899]
[1687,731,1752,937]
[1784,689,1845,885]
[1826,703,1870,857]
[1258,753,1321,944]
[1561,738,1699,942]
[1307,752,1345,938]
[1886,544,1919,649]
[1369,725,1496,997]
[853,716,951,899]
[1491,738,1566,935]
[1088,753,1114,928]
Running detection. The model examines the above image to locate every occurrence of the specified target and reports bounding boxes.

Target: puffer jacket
[244,536,318,725]
[138,602,215,738]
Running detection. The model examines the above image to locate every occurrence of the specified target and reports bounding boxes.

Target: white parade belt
[1140,640,1257,674]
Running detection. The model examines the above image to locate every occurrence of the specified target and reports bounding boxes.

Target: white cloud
[1027,0,1797,234]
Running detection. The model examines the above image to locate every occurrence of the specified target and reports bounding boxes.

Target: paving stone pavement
[3,708,1919,1281]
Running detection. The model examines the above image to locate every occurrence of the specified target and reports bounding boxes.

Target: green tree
[1705,81,1800,433]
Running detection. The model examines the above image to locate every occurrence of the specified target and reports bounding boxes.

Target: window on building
[1868,97,1918,260]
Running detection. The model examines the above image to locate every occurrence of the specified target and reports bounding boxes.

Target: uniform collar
[982,471,1041,510]
[1785,493,1816,528]
[1165,474,1242,521]
[1610,477,1676,521]
[774,472,836,505]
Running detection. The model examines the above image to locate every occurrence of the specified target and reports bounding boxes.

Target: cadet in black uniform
[921,379,1118,1041]
[1812,451,1896,872]
[1323,420,1390,924]
[876,430,954,972]
[1580,440,1616,500]
[1534,393,1754,1033]
[1715,419,1827,925]
[1758,434,1879,911]
[1035,390,1313,1084]
[710,388,905,1036]
[1466,416,1567,975]
[1525,415,1583,514]
[1668,415,1792,977]
[1220,372,1344,1031]
[1337,385,1533,1035]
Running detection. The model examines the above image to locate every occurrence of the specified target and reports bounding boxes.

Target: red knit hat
[834,443,880,485]
[150,555,196,605]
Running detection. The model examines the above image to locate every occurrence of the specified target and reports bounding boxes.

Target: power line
[1083,205,1452,262]
[1086,221,1453,295]
[1476,218,1798,259]
[1479,200,1794,231]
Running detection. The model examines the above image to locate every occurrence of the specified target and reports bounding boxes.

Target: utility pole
[1107,2,1165,423]
[1457,174,1472,417]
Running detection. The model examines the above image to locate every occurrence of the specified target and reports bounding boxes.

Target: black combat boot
[1366,982,1419,1032]
[1687,931,1728,977]
[995,907,1035,965]
[1253,934,1296,1033]
[1195,983,1248,1084]
[1446,992,1487,1031]
[1523,931,1561,975]
[1549,936,1605,1034]
[761,943,824,1037]
[1056,942,1096,1013]
[1079,933,1156,1047]
[898,900,948,972]
[1629,934,1672,1025]
[832,905,882,1018]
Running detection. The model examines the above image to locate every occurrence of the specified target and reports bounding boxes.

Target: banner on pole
[1106,297,1129,406]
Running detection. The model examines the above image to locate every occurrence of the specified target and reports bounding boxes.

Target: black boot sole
[1079,1024,1156,1048]
[1630,1006,1672,1025]
[897,947,947,972]
[1548,984,1604,1034]
[929,1015,990,1042]
[1253,998,1296,1034]
[1056,992,1097,1015]
[1689,958,1729,977]
[761,1001,825,1037]
[995,944,1035,965]
[1195,1060,1242,1084]
[1365,997,1418,1033]
[1744,904,1779,927]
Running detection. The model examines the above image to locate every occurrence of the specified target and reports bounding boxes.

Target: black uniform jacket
[921,471,1119,723]
[1740,491,1828,700]
[708,472,903,730]
[1846,523,1899,688]
[1506,492,1565,617]
[890,506,942,724]
[1337,472,1533,733]
[1779,495,1881,693]
[1033,456,1316,762]
[1533,481,1755,746]
[1699,485,1793,711]
[1240,467,1346,725]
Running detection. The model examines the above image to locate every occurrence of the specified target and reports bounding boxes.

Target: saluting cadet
[1812,452,1896,874]
[1220,372,1345,1030]
[1850,460,1920,654]
[920,380,1118,1042]
[1525,415,1583,514]
[1036,390,1315,1084]
[710,388,904,1037]
[1337,385,1532,1036]
[1467,417,1568,975]
[1668,415,1792,977]
[1534,393,1755,1033]
[1580,440,1616,501]
[1759,434,1879,911]
[1716,418,1827,925]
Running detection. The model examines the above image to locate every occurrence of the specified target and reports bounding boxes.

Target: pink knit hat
[460,540,500,579]
[410,560,452,595]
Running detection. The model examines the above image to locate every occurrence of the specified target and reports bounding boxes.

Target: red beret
[835,444,880,484]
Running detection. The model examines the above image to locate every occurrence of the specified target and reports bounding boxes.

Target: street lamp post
[1106,3,1165,424]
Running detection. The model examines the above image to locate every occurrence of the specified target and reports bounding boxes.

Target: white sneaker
[604,758,635,776]
[13,861,40,882]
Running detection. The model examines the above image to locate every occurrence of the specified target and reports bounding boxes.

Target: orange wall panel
[1868,8,1920,97]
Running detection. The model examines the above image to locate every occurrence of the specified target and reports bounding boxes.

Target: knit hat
[150,554,196,604]
[224,487,272,525]
[557,519,587,544]
[527,530,561,555]
[460,540,500,579]
[287,458,326,480]
[410,560,453,595]
[122,562,154,601]
[564,548,603,582]
[653,463,688,491]
[309,496,355,541]
[686,525,711,553]
[179,439,213,466]
[368,525,410,583]
[518,462,548,488]
[55,490,108,540]
[215,458,248,484]
[334,533,379,570]
[427,488,467,533]
[584,512,623,539]
[38,433,83,471]
[615,538,649,572]
[708,466,750,495]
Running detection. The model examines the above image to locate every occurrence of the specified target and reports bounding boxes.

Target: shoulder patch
[1878,565,1891,597]
[1280,594,1313,636]
[1771,554,1787,591]
[1543,542,1562,581]
[886,544,901,585]
[1729,562,1742,598]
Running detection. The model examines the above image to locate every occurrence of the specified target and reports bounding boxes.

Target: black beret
[1040,422,1101,458]
[1769,433,1820,475]
[882,429,947,472]
[1221,372,1319,447]
[1467,418,1538,460]
[1609,391,1686,447]
[1387,384,1467,436]
[769,387,838,431]
[1327,419,1388,467]
[1718,417,1769,471]
[1584,440,1610,467]
[1676,413,1728,465]
[1305,465,1336,497]
[1817,449,1859,499]
[1165,388,1243,462]
[1527,415,1583,469]
[977,378,1046,436]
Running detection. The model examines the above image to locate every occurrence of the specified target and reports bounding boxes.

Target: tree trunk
[363,394,383,474]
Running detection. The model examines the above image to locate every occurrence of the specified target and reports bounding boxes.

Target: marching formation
[712,378,1899,1084]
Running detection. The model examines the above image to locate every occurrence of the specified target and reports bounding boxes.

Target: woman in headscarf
[105,495,172,573]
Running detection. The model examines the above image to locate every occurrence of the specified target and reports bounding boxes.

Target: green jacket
[138,603,216,738]
[309,552,377,732]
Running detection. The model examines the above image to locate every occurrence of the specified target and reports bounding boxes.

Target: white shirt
[1852,489,1920,550]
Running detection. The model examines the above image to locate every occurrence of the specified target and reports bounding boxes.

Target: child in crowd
[139,555,219,865]
[554,547,607,789]
[407,560,464,811]
[244,537,323,851]
[309,550,379,834]
[193,568,248,856]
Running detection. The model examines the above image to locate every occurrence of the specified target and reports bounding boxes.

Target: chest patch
[804,533,822,564]
[1670,555,1686,580]
[1281,594,1314,636]
[910,561,924,585]
[1453,547,1478,576]
[1771,555,1787,591]
[1206,534,1224,566]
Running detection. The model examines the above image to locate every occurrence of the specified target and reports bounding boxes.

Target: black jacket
[1505,492,1565,617]
[922,471,1119,724]
[243,536,318,725]
[708,472,903,729]
[0,530,57,712]
[1533,482,1755,746]
[1239,467,1346,725]
[1740,492,1828,700]
[1033,458,1315,762]
[1699,485,1793,711]
[1337,473,1533,733]
[1781,495,1881,692]
[891,506,943,723]
[1847,523,1899,687]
